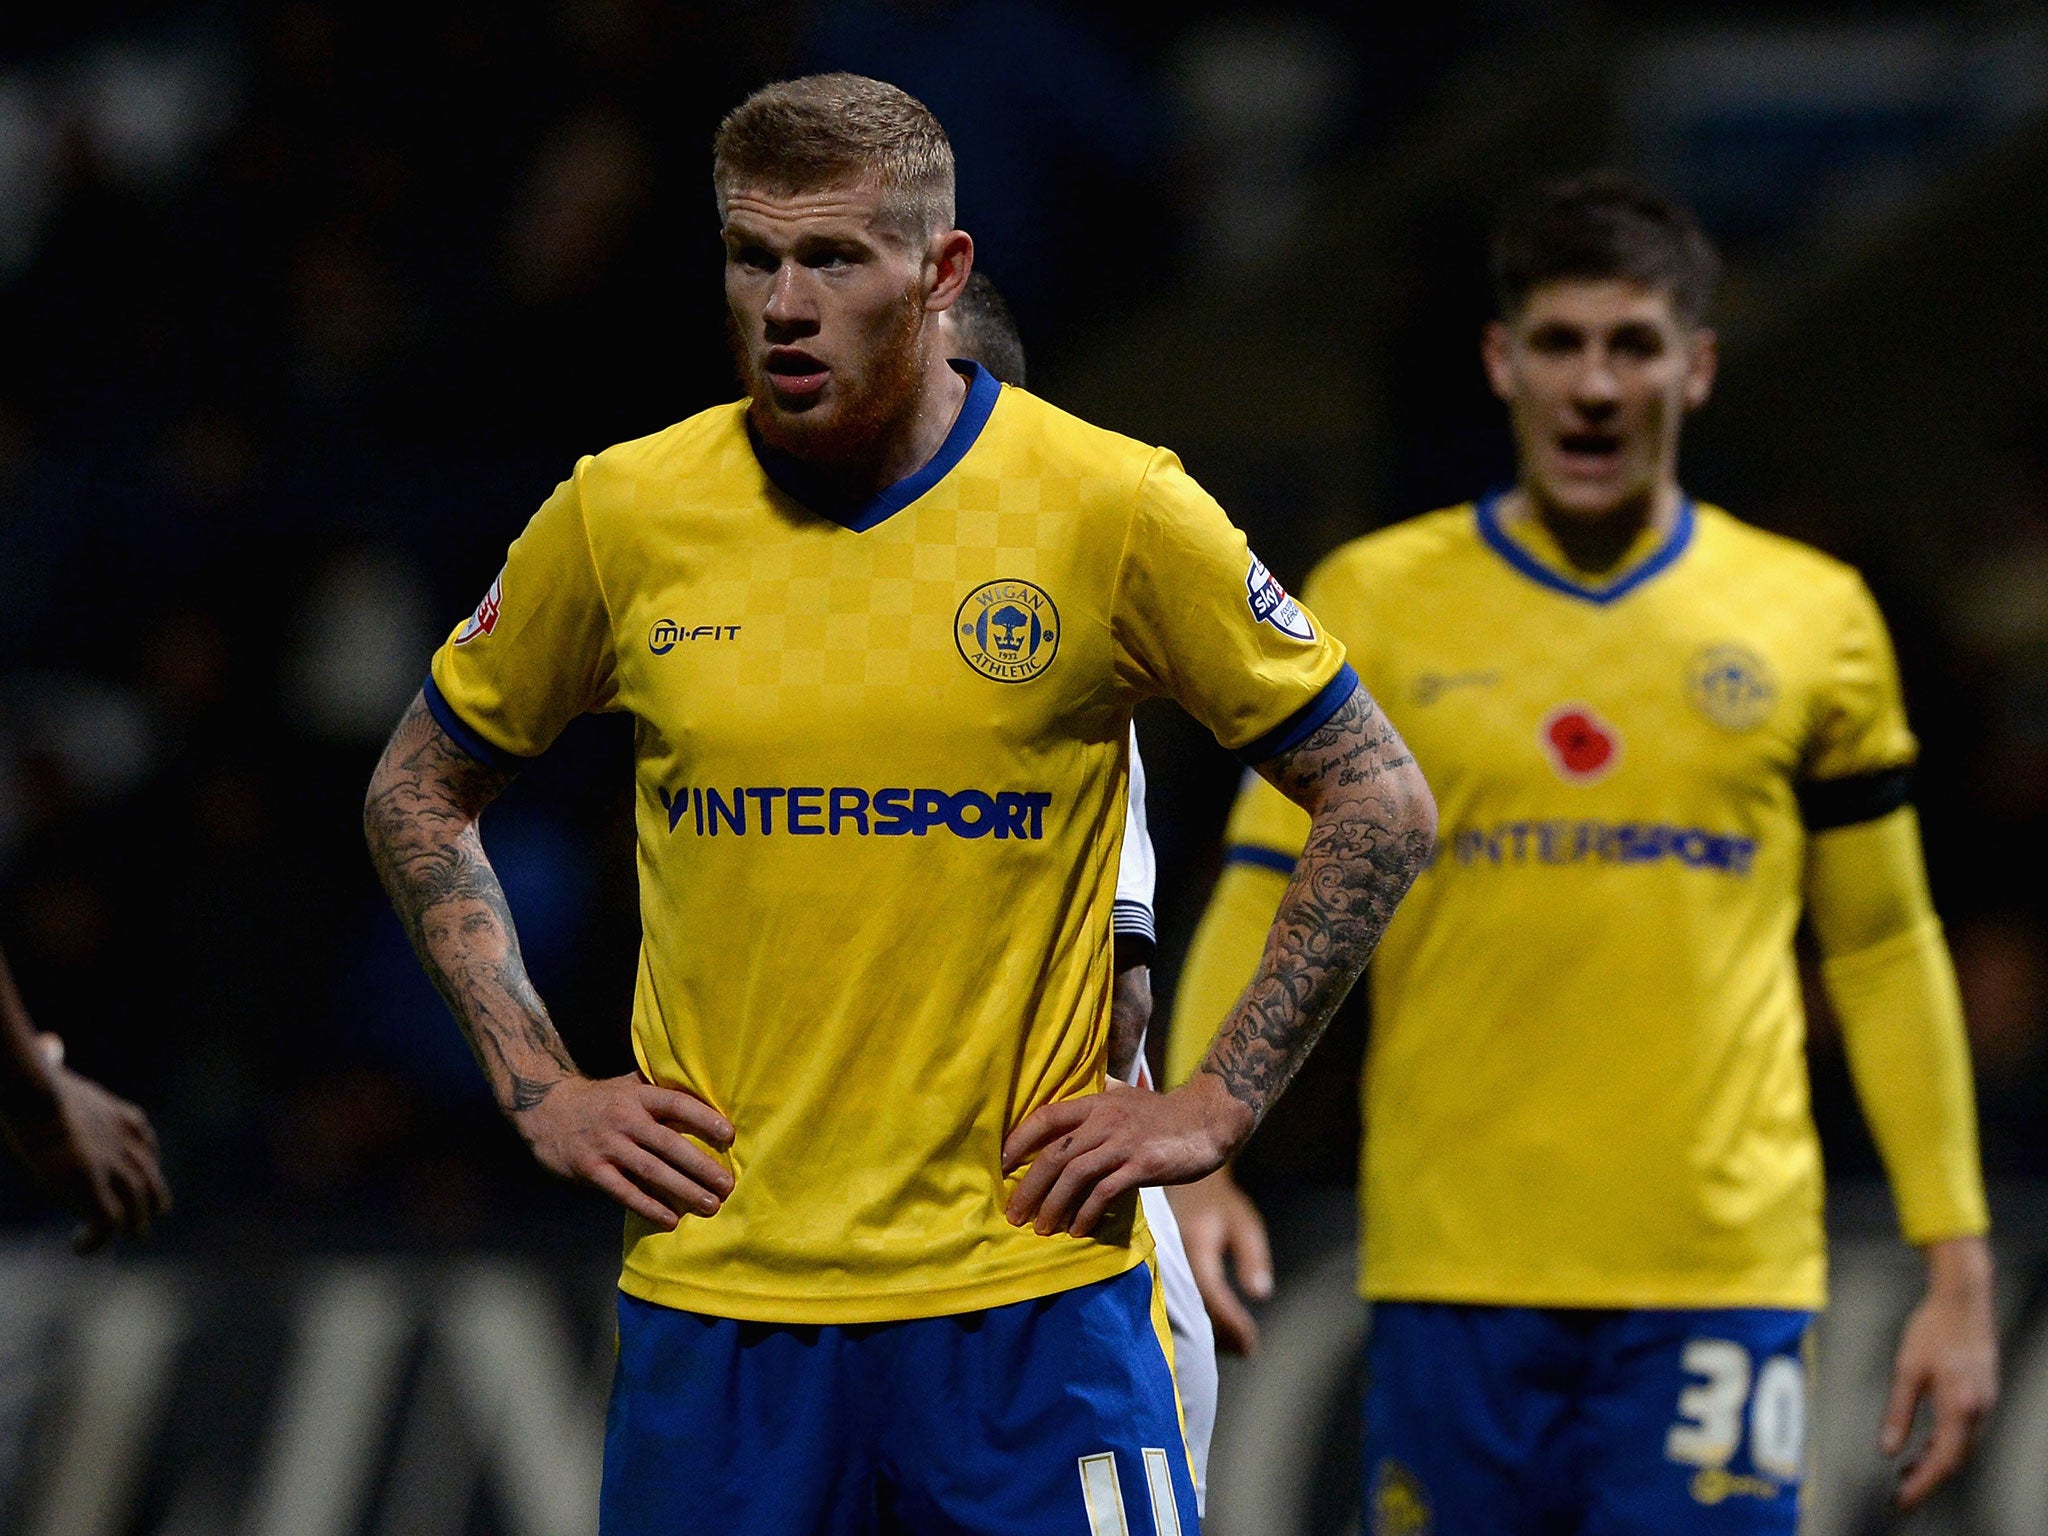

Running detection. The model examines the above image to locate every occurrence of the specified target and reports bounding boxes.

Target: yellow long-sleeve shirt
[1169,498,1987,1308]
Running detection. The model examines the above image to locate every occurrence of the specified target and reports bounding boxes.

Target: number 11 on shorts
[1079,1450,1185,1536]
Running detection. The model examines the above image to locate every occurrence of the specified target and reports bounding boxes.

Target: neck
[875,350,970,489]
[1503,480,1682,576]
[768,348,969,498]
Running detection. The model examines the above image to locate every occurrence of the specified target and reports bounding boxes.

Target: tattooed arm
[364,689,734,1228]
[1003,684,1434,1235]
[1194,686,1434,1122]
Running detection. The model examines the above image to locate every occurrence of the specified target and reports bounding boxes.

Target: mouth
[1554,430,1624,475]
[764,348,830,399]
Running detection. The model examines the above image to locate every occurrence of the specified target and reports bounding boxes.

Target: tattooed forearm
[364,691,577,1115]
[1198,686,1435,1132]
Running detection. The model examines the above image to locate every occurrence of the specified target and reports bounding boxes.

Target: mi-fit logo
[656,785,1053,840]
[649,619,740,655]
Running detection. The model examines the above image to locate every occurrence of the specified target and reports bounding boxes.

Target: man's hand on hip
[1000,1072,1252,1239]
[516,1074,736,1230]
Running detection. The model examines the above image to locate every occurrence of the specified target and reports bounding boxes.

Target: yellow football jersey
[1198,495,1943,1310]
[429,364,1351,1323]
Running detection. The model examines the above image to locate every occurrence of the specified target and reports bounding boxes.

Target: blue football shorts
[1363,1301,1814,1536]
[601,1263,1200,1536]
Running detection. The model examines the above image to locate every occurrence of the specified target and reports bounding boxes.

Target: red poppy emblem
[1541,706,1620,783]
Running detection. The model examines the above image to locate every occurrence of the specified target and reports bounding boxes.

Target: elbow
[362,762,392,854]
[1307,760,1437,894]
[1814,906,1922,966]
[1808,863,1927,963]
[1406,766,1439,863]
[1393,763,1438,882]
[362,738,409,857]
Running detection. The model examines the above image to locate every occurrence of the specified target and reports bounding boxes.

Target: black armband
[1797,766,1912,832]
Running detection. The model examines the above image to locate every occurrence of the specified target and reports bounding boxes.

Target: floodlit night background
[0,4,2045,1533]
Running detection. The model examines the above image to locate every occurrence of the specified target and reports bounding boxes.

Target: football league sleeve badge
[454,568,504,645]
[1246,555,1316,642]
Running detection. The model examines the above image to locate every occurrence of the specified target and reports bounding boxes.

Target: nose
[1570,346,1621,418]
[762,261,817,338]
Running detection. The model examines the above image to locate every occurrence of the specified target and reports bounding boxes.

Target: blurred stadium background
[1,2,2045,1532]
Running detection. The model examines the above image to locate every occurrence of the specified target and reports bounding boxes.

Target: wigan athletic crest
[956,579,1060,683]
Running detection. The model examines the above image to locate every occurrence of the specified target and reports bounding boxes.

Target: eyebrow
[1525,317,1670,339]
[722,219,872,248]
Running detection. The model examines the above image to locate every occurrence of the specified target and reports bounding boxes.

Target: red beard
[732,289,927,471]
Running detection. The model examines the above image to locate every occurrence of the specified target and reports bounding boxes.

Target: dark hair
[714,73,954,239]
[946,272,1026,386]
[1491,172,1721,325]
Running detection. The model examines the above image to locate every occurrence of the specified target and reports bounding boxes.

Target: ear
[926,229,974,312]
[1481,320,1516,403]
[1683,327,1718,412]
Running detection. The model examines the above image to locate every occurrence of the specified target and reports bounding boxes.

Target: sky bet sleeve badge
[957,579,1059,683]
[1247,554,1316,641]
[453,568,503,644]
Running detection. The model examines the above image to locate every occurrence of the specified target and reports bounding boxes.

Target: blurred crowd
[0,0,1239,1246]
[0,1,2041,1251]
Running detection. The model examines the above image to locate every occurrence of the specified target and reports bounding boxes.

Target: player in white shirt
[938,272,1218,1510]
[1115,733,1219,1512]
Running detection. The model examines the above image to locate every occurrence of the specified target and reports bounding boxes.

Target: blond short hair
[714,73,955,240]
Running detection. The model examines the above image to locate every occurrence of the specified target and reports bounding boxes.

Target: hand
[1164,1167,1273,1354]
[1880,1235,1999,1509]
[1001,1072,1251,1238]
[2,1036,171,1253]
[515,1074,736,1230]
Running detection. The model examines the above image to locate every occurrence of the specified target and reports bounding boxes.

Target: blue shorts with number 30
[601,1264,1199,1536]
[1363,1302,1813,1536]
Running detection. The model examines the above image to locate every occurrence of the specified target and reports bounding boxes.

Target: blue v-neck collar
[750,360,1001,533]
[1474,487,1695,605]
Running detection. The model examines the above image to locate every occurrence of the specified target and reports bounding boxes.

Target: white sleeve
[1113,725,1158,949]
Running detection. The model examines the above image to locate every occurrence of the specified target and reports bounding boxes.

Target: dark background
[0,0,2042,1260]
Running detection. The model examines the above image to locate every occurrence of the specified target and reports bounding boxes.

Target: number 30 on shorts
[1664,1338,1808,1481]
[1079,1450,1186,1536]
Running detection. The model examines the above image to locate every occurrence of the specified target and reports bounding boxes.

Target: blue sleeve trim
[1234,663,1360,765]
[1224,845,1298,876]
[421,675,531,774]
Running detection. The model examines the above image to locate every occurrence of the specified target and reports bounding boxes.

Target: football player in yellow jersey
[1166,174,1999,1531]
[363,74,1434,1536]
